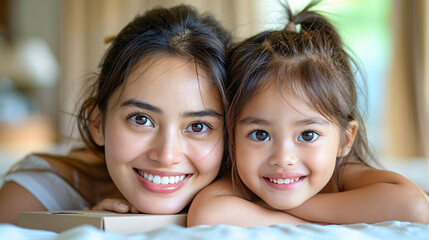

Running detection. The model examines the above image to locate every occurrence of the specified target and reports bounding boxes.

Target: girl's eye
[249,130,270,141]
[185,122,210,133]
[298,130,319,142]
[130,114,153,126]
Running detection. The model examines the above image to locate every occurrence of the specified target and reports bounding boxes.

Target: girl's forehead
[245,79,336,124]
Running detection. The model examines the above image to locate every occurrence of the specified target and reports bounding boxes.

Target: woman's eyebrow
[181,109,223,118]
[121,99,162,113]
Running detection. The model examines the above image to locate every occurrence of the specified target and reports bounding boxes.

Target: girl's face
[91,55,224,214]
[234,82,345,210]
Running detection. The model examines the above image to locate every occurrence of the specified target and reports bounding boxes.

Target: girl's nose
[268,142,298,168]
[147,129,183,166]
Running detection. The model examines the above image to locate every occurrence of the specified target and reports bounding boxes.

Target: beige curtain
[385,0,429,161]
[58,0,259,142]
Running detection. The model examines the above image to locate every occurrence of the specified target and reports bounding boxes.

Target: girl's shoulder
[338,161,419,191]
[198,175,237,197]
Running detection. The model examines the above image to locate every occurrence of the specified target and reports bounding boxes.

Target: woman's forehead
[128,54,210,85]
[109,55,222,111]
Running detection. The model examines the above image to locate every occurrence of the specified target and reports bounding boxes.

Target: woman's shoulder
[8,149,117,205]
[33,149,109,180]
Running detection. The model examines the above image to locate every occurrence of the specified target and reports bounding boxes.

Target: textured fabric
[1,221,429,239]
[3,155,89,211]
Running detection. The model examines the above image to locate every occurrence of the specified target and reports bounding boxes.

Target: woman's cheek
[190,138,224,176]
[104,127,145,164]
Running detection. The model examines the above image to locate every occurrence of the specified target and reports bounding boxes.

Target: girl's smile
[263,173,306,190]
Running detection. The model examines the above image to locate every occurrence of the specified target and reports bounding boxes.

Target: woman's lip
[135,168,190,176]
[134,170,192,194]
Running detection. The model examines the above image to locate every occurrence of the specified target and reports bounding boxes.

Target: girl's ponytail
[283,0,342,47]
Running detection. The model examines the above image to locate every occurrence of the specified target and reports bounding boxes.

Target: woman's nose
[147,129,183,166]
[268,142,298,168]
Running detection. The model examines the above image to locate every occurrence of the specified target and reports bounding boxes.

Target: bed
[1,152,428,239]
[1,221,429,239]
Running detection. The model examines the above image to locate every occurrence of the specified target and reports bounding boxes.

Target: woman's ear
[88,105,105,146]
[337,120,358,158]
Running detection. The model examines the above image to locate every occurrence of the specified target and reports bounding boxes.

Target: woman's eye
[185,122,210,133]
[130,114,153,126]
[249,130,270,141]
[298,130,319,142]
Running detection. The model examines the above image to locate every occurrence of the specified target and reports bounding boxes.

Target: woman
[0,4,230,224]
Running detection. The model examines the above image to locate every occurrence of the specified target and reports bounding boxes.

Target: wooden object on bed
[19,210,187,235]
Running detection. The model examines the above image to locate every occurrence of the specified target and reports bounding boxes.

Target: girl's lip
[133,168,192,194]
[263,173,306,180]
[263,176,305,190]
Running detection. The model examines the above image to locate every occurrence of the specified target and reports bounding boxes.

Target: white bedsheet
[1,221,428,240]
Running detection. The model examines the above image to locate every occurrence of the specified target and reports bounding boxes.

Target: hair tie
[104,34,116,44]
[285,21,297,32]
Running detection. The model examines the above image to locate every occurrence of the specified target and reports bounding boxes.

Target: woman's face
[91,55,224,213]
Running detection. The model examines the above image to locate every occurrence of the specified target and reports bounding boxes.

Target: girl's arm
[285,164,429,224]
[0,182,46,225]
[187,176,308,227]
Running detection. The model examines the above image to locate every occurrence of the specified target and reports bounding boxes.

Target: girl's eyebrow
[295,117,330,126]
[238,116,329,126]
[121,99,162,113]
[238,117,271,126]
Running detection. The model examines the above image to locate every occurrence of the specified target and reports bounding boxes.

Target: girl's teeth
[137,170,188,184]
[268,177,301,184]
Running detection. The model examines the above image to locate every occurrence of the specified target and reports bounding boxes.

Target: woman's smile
[134,168,193,193]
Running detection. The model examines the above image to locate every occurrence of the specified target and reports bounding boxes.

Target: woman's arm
[187,176,308,227]
[85,198,140,213]
[0,182,46,225]
[285,164,429,224]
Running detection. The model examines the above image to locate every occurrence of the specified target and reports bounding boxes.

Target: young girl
[188,1,429,227]
[0,5,231,225]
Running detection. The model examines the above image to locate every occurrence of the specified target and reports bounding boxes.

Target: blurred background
[0,0,427,189]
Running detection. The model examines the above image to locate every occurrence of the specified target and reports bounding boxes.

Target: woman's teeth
[268,177,301,184]
[136,169,187,184]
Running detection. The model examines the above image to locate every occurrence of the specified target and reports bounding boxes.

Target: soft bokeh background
[0,0,428,190]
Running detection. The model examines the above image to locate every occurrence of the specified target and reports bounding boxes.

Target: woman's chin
[133,199,189,214]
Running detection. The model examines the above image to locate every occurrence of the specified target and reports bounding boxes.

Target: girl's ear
[88,105,105,146]
[337,120,358,158]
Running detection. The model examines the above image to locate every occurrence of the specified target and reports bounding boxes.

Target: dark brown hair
[227,0,375,199]
[77,5,231,175]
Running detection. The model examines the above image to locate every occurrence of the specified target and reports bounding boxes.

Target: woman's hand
[84,198,140,213]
